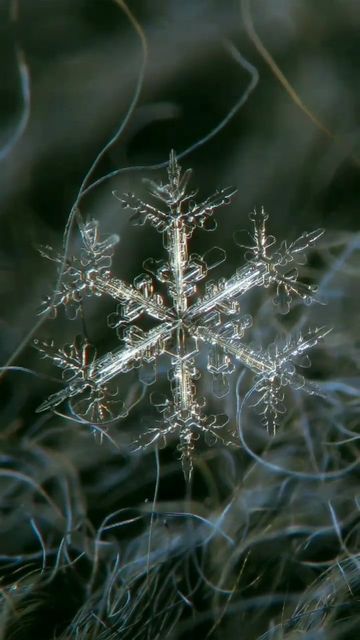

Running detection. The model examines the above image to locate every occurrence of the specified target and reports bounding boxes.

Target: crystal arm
[93,322,175,386]
[194,324,272,375]
[92,274,172,321]
[114,192,169,230]
[38,245,171,322]
[35,322,176,413]
[165,219,190,314]
[187,262,267,319]
[186,186,237,225]
[194,324,329,393]
[167,326,201,482]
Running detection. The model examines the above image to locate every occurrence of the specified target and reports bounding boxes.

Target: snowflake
[35,151,328,481]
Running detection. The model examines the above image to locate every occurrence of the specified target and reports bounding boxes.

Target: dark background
[0,1,359,639]
[1,0,359,362]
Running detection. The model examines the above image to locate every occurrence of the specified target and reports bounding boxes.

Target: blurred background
[0,1,359,638]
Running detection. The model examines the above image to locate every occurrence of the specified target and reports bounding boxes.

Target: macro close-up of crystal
[1,2,359,637]
[35,151,328,481]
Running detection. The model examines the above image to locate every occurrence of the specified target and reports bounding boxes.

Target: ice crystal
[35,151,328,481]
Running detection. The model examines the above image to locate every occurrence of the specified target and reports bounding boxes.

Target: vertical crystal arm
[171,327,192,413]
[165,219,189,314]
[169,325,198,482]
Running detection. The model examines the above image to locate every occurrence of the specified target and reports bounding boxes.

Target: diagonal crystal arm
[187,262,267,319]
[36,323,176,414]
[279,327,331,362]
[193,324,273,376]
[194,324,327,398]
[186,186,237,225]
[40,249,171,321]
[114,191,169,229]
[93,322,176,387]
[92,274,172,321]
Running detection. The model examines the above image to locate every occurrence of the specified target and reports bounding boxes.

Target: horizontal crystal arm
[186,262,267,319]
